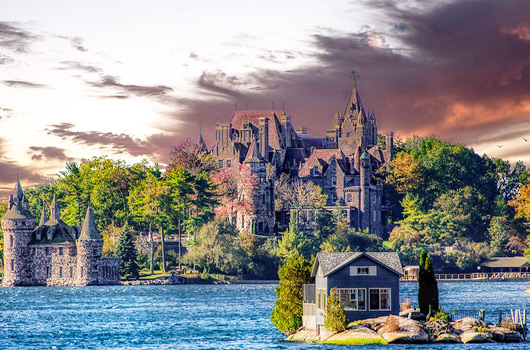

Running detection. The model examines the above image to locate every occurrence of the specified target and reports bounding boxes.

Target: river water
[1,281,530,349]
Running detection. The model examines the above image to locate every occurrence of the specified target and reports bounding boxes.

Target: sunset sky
[1,0,530,195]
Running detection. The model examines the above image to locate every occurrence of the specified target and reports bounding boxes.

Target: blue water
[1,282,530,349]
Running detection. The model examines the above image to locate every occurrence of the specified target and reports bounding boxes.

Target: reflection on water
[0,282,529,349]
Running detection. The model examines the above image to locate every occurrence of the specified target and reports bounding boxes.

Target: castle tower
[1,178,36,286]
[76,206,103,286]
[360,152,371,231]
[259,117,269,160]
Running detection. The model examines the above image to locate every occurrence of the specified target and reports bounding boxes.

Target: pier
[401,272,530,282]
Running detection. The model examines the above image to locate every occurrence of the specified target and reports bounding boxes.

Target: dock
[401,272,530,282]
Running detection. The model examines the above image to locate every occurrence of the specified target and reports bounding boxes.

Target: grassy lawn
[138,269,171,280]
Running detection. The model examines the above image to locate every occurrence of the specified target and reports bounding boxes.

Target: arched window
[347,193,352,202]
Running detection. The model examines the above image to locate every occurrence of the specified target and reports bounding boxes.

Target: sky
[1,0,530,196]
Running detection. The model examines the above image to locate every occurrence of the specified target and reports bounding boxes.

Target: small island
[272,250,526,345]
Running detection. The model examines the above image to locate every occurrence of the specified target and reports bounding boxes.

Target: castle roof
[244,139,262,163]
[298,149,346,177]
[50,194,60,221]
[78,206,101,241]
[39,206,48,226]
[3,178,33,220]
[230,110,284,150]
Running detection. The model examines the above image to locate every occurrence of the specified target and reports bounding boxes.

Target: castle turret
[2,178,36,286]
[259,117,269,160]
[76,206,103,286]
[50,194,60,221]
[38,205,48,226]
[360,152,371,231]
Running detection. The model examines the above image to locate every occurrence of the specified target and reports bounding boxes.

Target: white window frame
[369,288,391,311]
[338,288,366,311]
[350,266,377,276]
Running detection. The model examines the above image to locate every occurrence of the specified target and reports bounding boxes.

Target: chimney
[259,117,269,159]
[385,132,394,161]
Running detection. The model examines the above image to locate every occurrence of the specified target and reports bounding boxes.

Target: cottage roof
[481,256,529,268]
[312,251,403,277]
[78,206,102,241]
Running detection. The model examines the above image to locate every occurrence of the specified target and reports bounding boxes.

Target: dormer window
[311,166,318,176]
[331,177,336,186]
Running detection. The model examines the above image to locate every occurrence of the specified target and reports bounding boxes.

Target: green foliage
[433,308,450,322]
[184,220,242,274]
[115,225,140,280]
[324,288,347,332]
[0,202,6,266]
[24,183,57,221]
[271,253,313,334]
[277,215,313,260]
[418,250,439,316]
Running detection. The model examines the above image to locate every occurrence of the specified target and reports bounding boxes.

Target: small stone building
[2,179,121,287]
[302,252,403,333]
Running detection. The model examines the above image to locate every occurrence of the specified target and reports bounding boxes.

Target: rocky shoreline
[288,316,525,345]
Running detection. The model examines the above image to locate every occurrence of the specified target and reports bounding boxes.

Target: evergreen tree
[418,250,439,316]
[271,253,313,334]
[115,225,140,280]
[324,288,347,332]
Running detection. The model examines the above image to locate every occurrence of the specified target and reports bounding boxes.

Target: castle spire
[12,177,24,201]
[39,205,48,226]
[50,194,60,221]
[78,205,101,240]
[197,121,208,152]
[343,71,366,119]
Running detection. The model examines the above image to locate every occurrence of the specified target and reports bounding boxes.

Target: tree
[324,288,347,332]
[168,138,217,175]
[57,162,85,226]
[274,174,327,213]
[0,202,7,267]
[115,225,140,280]
[276,216,313,260]
[129,170,170,274]
[271,253,313,334]
[184,220,242,274]
[418,250,438,317]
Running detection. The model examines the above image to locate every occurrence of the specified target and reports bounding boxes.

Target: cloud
[0,21,38,53]
[28,146,73,162]
[3,80,49,88]
[171,0,530,164]
[45,123,161,157]
[59,61,102,74]
[88,75,173,98]
[0,106,14,120]
[71,37,87,52]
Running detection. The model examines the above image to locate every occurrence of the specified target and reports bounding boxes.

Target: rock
[287,329,318,341]
[380,326,429,344]
[487,326,523,342]
[399,308,425,321]
[435,333,462,343]
[460,331,494,343]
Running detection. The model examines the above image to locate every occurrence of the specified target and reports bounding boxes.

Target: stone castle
[209,78,393,236]
[2,179,121,287]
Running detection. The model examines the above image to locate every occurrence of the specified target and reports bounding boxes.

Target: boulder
[287,329,319,341]
[399,308,425,321]
[460,331,494,343]
[379,326,429,344]
[487,326,523,342]
[434,333,462,343]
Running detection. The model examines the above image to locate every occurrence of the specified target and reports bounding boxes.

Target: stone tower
[360,151,371,231]
[2,179,36,286]
[76,206,103,286]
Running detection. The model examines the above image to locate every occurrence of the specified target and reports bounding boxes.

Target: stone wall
[98,257,121,285]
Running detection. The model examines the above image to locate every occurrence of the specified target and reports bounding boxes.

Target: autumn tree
[167,138,217,175]
[274,174,327,214]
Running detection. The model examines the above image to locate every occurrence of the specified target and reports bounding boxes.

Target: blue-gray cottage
[302,252,403,333]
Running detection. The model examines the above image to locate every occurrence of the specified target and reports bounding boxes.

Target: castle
[209,78,393,236]
[1,179,121,287]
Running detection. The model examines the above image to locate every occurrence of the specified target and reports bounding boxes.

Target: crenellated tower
[76,206,103,286]
[1,179,36,286]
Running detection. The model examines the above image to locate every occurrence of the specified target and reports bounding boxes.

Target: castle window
[93,249,98,256]
[311,167,318,176]
[347,193,352,202]
[9,235,13,247]
[46,267,50,278]
[218,160,223,168]
[241,215,245,228]
[227,160,231,167]
[81,267,84,278]
[59,247,63,256]
[331,177,336,186]
[347,132,351,137]
[46,247,50,256]
[10,259,14,271]
[59,267,63,278]
[70,267,73,278]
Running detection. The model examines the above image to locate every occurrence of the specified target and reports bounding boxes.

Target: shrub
[433,308,450,322]
[270,253,313,334]
[324,288,348,332]
[383,315,400,332]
